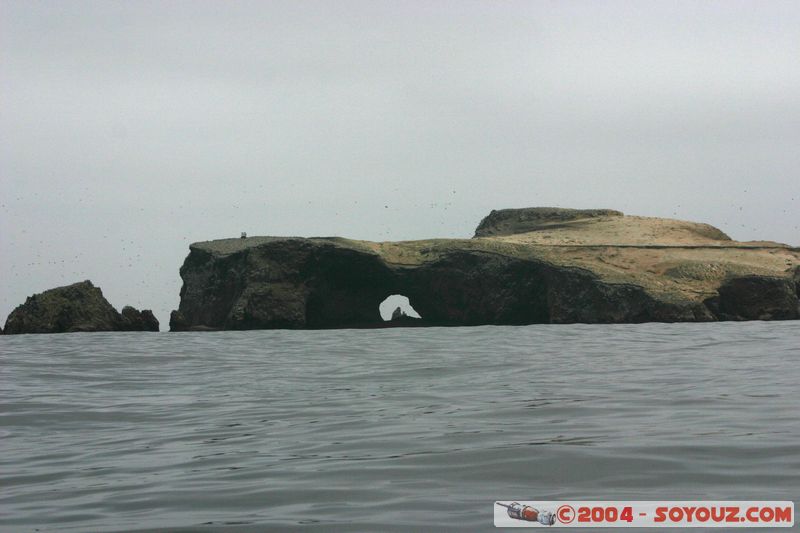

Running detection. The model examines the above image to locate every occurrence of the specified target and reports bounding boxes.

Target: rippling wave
[1,322,798,531]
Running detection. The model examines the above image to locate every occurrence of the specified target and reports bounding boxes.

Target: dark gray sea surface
[1,322,798,532]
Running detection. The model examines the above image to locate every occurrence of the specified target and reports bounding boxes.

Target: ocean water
[1,322,798,532]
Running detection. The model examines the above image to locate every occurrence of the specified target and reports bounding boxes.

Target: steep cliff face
[170,238,396,330]
[4,281,160,334]
[170,209,799,330]
[705,276,799,321]
[794,266,800,299]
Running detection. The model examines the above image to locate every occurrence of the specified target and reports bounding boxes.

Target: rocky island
[169,208,800,330]
[3,281,159,334]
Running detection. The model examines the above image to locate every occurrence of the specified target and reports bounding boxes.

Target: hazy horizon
[2,1,799,326]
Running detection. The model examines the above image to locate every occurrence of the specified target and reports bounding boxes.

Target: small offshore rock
[390,306,421,325]
[120,306,160,332]
[3,280,159,334]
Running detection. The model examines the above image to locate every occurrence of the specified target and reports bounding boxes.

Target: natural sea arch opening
[378,294,422,321]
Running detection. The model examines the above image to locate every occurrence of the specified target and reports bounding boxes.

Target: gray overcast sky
[2,0,799,326]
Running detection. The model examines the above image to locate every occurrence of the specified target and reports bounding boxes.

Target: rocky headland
[169,208,800,330]
[3,281,159,334]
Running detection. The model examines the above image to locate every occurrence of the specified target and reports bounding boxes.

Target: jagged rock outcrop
[170,208,800,330]
[4,281,159,334]
[390,306,422,325]
[120,306,160,331]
